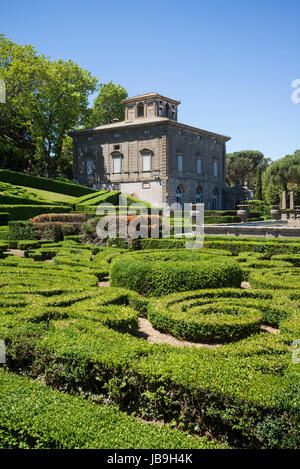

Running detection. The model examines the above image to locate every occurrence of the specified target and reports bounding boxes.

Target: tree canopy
[262,150,300,204]
[85,82,128,128]
[0,35,127,178]
[226,150,270,189]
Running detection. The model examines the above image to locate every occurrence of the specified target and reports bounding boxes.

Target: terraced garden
[0,235,299,449]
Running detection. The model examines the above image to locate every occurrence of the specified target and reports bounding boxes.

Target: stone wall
[73,122,227,208]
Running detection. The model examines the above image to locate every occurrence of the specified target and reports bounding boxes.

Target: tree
[0,34,42,170]
[0,34,98,176]
[31,58,98,176]
[226,150,270,188]
[86,82,128,127]
[254,165,263,200]
[262,150,300,204]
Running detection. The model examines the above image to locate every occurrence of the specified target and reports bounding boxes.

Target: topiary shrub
[110,256,243,296]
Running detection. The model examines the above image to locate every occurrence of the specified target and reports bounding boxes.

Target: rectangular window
[158,107,163,116]
[142,154,151,171]
[86,160,94,175]
[197,159,202,174]
[178,154,183,172]
[113,157,121,173]
[213,161,218,177]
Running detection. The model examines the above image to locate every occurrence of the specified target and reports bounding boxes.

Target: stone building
[70,92,231,208]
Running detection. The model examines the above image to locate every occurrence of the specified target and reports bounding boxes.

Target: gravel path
[98,278,110,287]
[4,249,25,258]
[135,317,222,348]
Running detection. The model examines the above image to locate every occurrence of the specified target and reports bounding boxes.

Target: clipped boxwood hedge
[148,301,262,342]
[110,256,243,296]
[0,370,222,449]
[1,205,71,221]
[0,169,96,197]
[147,288,292,341]
[249,267,300,290]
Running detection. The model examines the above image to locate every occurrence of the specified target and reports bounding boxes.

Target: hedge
[271,254,300,267]
[76,190,109,204]
[0,212,9,226]
[110,256,243,296]
[0,169,97,197]
[0,371,222,449]
[148,301,262,342]
[1,205,72,221]
[0,226,9,240]
[204,240,300,257]
[0,193,55,206]
[249,268,300,290]
[204,216,241,224]
[1,243,299,449]
[9,221,37,240]
[147,288,292,341]
[7,317,297,449]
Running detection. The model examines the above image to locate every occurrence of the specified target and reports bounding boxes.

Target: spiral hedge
[0,241,299,449]
[147,288,293,341]
[249,267,300,290]
[110,255,243,296]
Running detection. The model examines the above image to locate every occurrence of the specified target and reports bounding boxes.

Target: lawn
[18,186,78,204]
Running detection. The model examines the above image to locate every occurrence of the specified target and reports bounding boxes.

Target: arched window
[212,188,219,210]
[176,185,183,208]
[195,186,204,204]
[137,102,144,117]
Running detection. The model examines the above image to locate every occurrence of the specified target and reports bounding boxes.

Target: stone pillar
[282,191,287,210]
[290,191,295,210]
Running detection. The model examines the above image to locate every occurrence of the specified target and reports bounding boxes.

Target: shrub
[148,300,262,342]
[147,288,291,341]
[204,216,241,224]
[110,256,243,296]
[0,370,222,449]
[271,254,300,267]
[0,205,71,221]
[0,193,55,206]
[204,239,300,257]
[9,221,37,240]
[249,268,300,290]
[0,213,9,226]
[31,213,88,223]
[0,169,96,197]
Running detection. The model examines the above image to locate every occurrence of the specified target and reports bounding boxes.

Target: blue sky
[1,0,299,160]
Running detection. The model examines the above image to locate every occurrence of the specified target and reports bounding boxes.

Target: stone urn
[237,205,249,223]
[270,205,281,220]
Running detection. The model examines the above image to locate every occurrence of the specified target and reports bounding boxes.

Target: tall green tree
[0,34,41,170]
[31,58,98,176]
[0,34,98,176]
[226,150,270,188]
[262,150,300,204]
[86,82,128,127]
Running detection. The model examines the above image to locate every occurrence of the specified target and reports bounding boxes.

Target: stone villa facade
[70,92,231,209]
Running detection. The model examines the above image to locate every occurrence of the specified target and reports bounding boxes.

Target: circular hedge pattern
[110,255,243,297]
[147,289,291,342]
[249,268,300,290]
